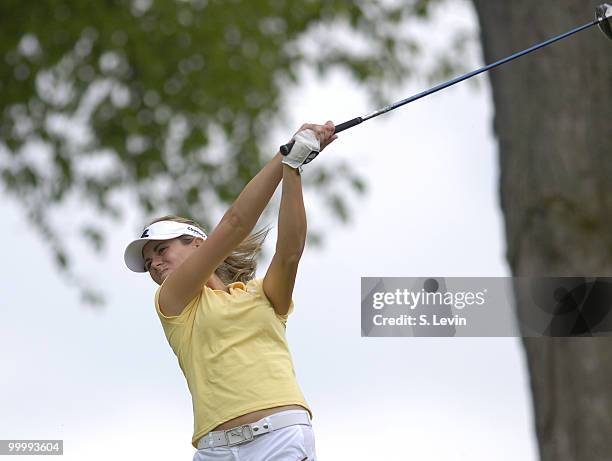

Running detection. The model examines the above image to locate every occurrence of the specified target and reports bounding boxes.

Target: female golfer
[124,121,337,460]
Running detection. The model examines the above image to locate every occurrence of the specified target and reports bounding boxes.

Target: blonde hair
[146,215,269,285]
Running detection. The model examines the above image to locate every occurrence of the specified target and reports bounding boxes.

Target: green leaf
[0,0,462,306]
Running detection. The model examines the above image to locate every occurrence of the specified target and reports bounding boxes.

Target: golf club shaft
[280,18,600,156]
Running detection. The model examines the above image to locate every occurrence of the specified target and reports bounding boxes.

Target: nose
[151,253,164,269]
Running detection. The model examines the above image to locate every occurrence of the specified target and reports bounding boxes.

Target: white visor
[124,220,207,272]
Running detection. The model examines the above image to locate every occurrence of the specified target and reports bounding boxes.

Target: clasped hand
[292,120,338,152]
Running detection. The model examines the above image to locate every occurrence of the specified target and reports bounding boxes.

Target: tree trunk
[471,1,612,460]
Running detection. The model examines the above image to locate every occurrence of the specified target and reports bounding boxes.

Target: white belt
[197,410,311,449]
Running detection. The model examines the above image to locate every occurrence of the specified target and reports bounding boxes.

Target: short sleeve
[154,282,196,325]
[247,278,295,326]
[154,283,200,359]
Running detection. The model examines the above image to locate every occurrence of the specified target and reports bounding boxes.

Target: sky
[0,2,540,460]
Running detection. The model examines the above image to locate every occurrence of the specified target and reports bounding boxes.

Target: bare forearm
[230,152,284,231]
[275,164,306,257]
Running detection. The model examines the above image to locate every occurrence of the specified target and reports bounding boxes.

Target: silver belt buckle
[224,424,254,446]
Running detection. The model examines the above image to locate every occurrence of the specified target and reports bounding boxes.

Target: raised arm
[263,121,337,316]
[159,152,285,315]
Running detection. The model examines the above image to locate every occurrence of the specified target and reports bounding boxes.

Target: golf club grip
[335,117,363,133]
[279,117,363,155]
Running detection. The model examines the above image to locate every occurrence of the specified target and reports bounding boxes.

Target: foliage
[0,0,464,305]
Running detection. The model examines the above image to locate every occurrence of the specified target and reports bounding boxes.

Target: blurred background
[2,0,610,460]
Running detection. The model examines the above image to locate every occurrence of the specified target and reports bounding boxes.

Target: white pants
[193,411,317,461]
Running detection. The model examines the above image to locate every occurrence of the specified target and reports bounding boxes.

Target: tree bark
[471,1,612,460]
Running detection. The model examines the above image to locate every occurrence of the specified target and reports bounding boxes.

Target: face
[142,236,201,285]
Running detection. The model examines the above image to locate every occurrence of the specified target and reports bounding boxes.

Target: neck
[206,274,228,292]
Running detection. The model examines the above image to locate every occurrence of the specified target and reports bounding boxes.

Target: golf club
[280,3,612,157]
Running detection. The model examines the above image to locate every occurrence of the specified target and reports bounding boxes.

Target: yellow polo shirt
[154,277,312,448]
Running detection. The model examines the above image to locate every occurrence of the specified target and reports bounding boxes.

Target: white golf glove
[281,129,320,172]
